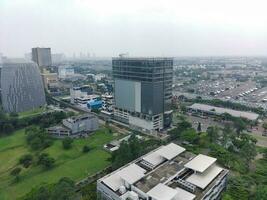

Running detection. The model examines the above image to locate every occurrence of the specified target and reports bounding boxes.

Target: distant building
[70,85,94,104]
[32,47,52,68]
[113,57,173,134]
[87,99,103,110]
[41,68,59,94]
[188,103,259,121]
[101,94,114,112]
[97,143,229,200]
[1,59,46,113]
[47,114,99,137]
[58,65,75,79]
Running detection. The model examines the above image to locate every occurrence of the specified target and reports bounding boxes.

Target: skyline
[1,0,267,57]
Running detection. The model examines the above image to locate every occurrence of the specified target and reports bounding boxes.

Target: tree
[50,177,78,200]
[62,137,73,149]
[22,177,78,200]
[180,105,187,114]
[222,194,233,200]
[82,145,90,153]
[239,135,257,168]
[226,177,249,200]
[25,127,53,150]
[197,122,202,132]
[206,126,219,143]
[9,112,19,118]
[177,120,192,131]
[262,123,267,133]
[19,154,33,168]
[233,118,246,136]
[262,148,267,160]
[180,129,198,144]
[3,123,14,134]
[255,186,267,200]
[38,153,55,169]
[10,167,22,182]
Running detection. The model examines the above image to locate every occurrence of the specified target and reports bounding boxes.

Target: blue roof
[87,100,102,106]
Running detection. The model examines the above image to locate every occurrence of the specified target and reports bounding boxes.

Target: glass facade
[113,57,173,128]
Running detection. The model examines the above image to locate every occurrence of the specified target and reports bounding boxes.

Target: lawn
[0,127,118,200]
[18,107,47,119]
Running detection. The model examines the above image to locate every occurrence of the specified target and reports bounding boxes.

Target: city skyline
[1,0,267,57]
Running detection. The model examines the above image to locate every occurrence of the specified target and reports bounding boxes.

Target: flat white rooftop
[186,165,223,189]
[189,103,259,121]
[102,163,146,191]
[157,143,186,160]
[174,187,196,200]
[142,143,185,167]
[185,154,216,173]
[147,183,178,200]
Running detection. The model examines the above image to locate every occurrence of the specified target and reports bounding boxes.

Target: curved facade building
[1,59,46,113]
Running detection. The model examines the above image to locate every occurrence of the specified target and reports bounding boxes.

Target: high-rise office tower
[32,47,52,67]
[112,57,173,133]
[1,59,46,113]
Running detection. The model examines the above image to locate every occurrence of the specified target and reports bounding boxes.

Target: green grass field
[0,128,117,200]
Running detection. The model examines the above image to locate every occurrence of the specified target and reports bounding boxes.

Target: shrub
[62,137,73,150]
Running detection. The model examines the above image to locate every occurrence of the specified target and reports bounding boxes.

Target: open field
[0,127,118,200]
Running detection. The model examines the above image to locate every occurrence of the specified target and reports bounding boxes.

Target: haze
[1,0,267,57]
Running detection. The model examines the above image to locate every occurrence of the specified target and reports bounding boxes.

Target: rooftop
[65,114,97,123]
[3,58,34,64]
[186,164,223,189]
[112,57,173,61]
[189,103,259,120]
[102,163,146,191]
[184,154,216,173]
[99,143,228,200]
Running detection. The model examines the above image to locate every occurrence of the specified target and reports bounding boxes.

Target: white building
[97,143,228,200]
[58,65,75,79]
[70,85,94,104]
[188,103,259,121]
[47,114,99,137]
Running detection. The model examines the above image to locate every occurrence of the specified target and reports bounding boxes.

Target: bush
[37,153,55,169]
[25,127,53,150]
[19,154,33,168]
[10,167,22,182]
[62,137,73,150]
[82,145,90,153]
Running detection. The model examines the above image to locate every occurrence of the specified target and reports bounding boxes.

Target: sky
[1,0,267,57]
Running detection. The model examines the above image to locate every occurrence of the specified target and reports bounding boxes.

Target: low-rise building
[41,69,59,93]
[70,85,94,104]
[47,114,99,137]
[97,143,228,200]
[58,65,75,79]
[188,103,259,121]
[102,94,114,112]
[87,99,103,110]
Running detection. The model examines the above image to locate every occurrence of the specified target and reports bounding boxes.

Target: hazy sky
[1,0,267,57]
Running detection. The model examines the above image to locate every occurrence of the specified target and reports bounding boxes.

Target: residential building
[97,143,228,200]
[47,114,99,137]
[41,69,59,93]
[112,57,173,133]
[1,59,46,113]
[70,85,94,104]
[32,47,52,68]
[101,94,114,112]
